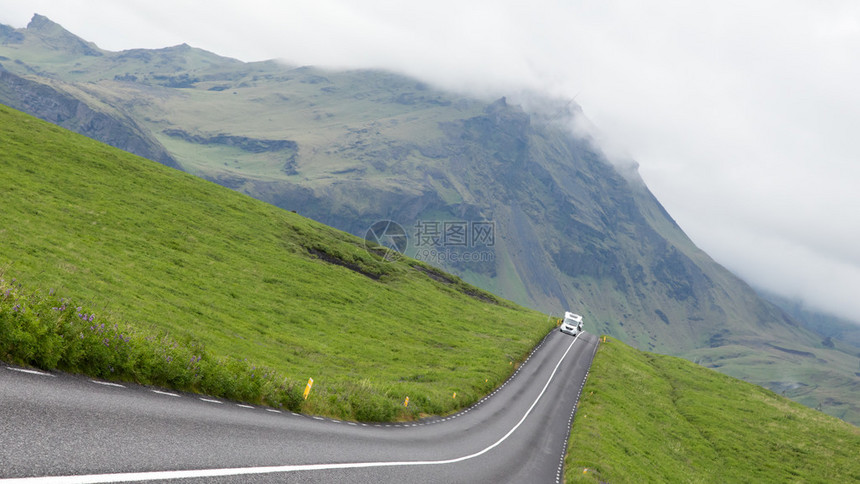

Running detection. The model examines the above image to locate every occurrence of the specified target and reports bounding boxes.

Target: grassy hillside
[567,337,860,483]
[0,103,554,419]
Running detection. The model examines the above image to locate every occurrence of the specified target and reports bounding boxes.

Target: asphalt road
[0,330,598,483]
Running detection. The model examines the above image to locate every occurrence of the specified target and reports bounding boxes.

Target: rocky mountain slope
[2,14,857,423]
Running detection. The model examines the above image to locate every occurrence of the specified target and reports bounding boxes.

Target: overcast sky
[2,1,859,323]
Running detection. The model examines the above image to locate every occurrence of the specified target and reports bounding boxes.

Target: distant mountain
[2,14,858,424]
[0,15,178,168]
[758,289,860,353]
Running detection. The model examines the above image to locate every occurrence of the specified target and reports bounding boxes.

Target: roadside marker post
[303,378,314,400]
[404,396,409,407]
[453,392,456,399]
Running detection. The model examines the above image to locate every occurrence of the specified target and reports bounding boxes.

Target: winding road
[0,330,598,483]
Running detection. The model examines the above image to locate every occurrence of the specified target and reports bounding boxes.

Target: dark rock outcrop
[0,67,179,169]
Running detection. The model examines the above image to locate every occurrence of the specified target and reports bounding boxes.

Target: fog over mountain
[2,1,859,323]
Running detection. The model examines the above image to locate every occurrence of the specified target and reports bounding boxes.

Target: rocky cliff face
[248,96,803,354]
[0,67,179,169]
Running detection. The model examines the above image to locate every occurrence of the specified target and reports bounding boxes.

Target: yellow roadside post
[404,396,409,407]
[453,392,457,399]
[303,377,314,400]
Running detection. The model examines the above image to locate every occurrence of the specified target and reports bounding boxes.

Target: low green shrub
[0,274,303,411]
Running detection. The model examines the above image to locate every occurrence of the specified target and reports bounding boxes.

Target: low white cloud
[1,0,858,323]
[695,223,860,322]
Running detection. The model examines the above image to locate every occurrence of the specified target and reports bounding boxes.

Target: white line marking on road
[266,409,282,414]
[199,398,222,404]
[6,367,54,377]
[237,404,254,409]
[4,333,581,483]
[151,390,179,397]
[90,380,125,388]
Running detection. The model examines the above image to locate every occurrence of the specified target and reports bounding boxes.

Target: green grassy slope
[0,104,553,419]
[567,337,860,483]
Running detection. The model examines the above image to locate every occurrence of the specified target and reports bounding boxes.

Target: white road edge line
[0,333,581,484]
[90,380,125,388]
[5,367,54,377]
[151,390,179,397]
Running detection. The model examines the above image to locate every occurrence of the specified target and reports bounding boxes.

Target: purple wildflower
[88,314,95,322]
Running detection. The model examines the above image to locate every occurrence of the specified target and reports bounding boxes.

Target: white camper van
[559,311,583,336]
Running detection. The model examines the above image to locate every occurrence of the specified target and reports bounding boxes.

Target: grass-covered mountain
[0,102,553,420]
[3,104,858,483]
[2,14,858,424]
[566,337,860,483]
